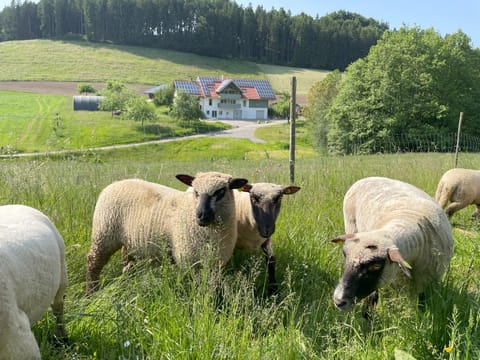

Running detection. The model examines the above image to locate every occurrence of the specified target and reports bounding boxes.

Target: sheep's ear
[229,178,249,190]
[387,247,412,278]
[283,185,301,195]
[331,233,356,244]
[176,174,195,186]
[239,184,253,192]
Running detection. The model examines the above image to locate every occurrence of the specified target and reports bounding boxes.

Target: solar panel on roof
[174,81,200,95]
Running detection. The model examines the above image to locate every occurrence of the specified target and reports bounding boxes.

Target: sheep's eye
[194,190,199,198]
[367,262,383,272]
[252,195,261,203]
[214,188,226,201]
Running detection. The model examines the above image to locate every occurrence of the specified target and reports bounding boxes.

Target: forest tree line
[0,0,389,70]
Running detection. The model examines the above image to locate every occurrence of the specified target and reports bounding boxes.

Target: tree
[326,27,480,155]
[77,83,96,94]
[125,97,158,129]
[304,70,341,152]
[270,92,290,119]
[98,80,136,114]
[169,91,203,122]
[153,85,174,106]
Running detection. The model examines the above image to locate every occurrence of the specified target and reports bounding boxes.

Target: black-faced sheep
[235,183,300,293]
[0,205,67,359]
[332,177,453,316]
[435,168,480,219]
[86,172,248,295]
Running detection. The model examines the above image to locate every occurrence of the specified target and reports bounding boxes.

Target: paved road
[1,119,288,158]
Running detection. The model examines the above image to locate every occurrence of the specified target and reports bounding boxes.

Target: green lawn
[0,90,230,154]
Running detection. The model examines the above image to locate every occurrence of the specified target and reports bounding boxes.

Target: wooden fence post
[289,77,297,184]
[454,112,463,168]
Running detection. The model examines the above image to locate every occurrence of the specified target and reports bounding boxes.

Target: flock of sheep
[1,167,478,359]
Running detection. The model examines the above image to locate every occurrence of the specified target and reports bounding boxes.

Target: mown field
[1,146,480,359]
[0,39,327,96]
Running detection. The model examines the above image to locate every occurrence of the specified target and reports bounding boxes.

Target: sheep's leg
[418,292,426,311]
[52,283,67,343]
[121,245,136,273]
[445,202,465,218]
[3,310,41,359]
[261,238,278,295]
[362,291,379,320]
[86,237,122,295]
[472,205,480,219]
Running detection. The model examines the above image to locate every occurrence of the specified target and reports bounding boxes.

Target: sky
[0,0,478,47]
[236,0,480,48]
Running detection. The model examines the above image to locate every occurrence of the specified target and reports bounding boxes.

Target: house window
[209,99,212,106]
[220,99,236,104]
[206,110,210,115]
[243,100,246,107]
[219,111,223,115]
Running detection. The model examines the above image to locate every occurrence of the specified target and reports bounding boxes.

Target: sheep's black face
[195,187,227,226]
[250,193,283,238]
[333,255,385,311]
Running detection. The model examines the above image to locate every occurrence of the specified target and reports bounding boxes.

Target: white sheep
[435,168,480,219]
[332,177,453,315]
[86,172,248,294]
[234,183,300,294]
[0,205,67,360]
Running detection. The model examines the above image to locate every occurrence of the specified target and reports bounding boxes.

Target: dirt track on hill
[0,81,152,95]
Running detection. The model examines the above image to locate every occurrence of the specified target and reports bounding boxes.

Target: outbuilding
[73,95,104,111]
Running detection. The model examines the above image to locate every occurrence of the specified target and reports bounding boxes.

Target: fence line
[345,133,480,155]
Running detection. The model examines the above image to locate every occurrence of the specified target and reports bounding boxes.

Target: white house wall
[199,98,267,120]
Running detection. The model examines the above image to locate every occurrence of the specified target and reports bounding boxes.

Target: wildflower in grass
[444,345,453,353]
[124,340,131,348]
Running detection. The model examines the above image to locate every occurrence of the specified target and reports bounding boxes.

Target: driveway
[0,119,288,158]
[207,119,287,143]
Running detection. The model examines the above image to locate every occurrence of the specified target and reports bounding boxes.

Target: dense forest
[0,0,389,70]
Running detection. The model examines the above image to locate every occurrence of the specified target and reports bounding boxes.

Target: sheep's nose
[334,299,349,310]
[196,194,214,226]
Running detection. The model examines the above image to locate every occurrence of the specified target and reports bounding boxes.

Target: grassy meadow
[1,38,479,359]
[1,146,480,359]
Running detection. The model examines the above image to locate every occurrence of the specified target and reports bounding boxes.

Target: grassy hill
[0,39,328,96]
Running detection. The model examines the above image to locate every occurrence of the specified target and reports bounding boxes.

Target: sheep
[86,172,248,295]
[234,183,300,294]
[331,176,453,316]
[0,204,67,360]
[435,168,480,219]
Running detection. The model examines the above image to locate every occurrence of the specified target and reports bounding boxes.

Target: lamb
[435,168,480,219]
[234,183,300,294]
[331,177,453,316]
[86,171,248,295]
[0,205,67,360]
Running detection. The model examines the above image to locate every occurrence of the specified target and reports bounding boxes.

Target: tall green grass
[1,151,479,359]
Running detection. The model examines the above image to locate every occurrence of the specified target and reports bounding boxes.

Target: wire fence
[345,133,480,155]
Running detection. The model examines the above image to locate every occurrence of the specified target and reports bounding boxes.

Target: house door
[212,110,217,118]
[233,110,242,119]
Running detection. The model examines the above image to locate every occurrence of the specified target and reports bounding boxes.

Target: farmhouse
[174,76,276,120]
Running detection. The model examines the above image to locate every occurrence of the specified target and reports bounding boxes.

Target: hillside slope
[0,39,328,96]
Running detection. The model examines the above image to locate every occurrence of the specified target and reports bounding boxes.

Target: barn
[73,95,104,111]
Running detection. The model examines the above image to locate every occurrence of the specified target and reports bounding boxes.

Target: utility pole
[289,77,297,184]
